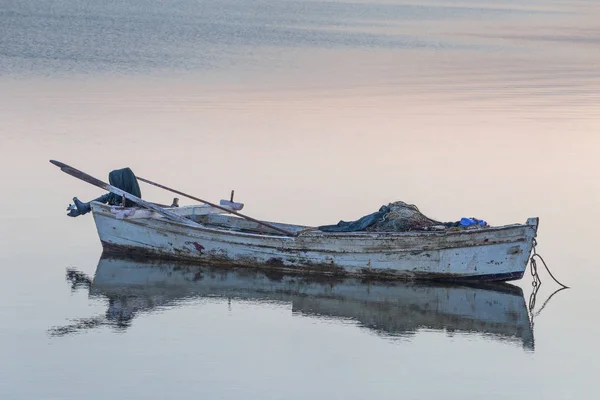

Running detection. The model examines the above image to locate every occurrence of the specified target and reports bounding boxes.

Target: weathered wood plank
[110,204,244,220]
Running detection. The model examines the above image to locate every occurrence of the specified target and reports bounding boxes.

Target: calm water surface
[1,1,599,399]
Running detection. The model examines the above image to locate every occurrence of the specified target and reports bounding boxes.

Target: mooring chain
[529,241,542,312]
[530,239,569,289]
[528,238,569,314]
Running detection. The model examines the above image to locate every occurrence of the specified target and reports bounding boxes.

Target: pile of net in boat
[318,201,487,233]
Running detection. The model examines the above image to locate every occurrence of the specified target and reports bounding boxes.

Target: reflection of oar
[49,160,199,226]
[136,176,297,237]
[48,316,108,337]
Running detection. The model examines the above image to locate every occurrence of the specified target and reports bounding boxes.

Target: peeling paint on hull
[91,203,538,282]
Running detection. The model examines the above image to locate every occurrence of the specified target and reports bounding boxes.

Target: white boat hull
[91,203,538,282]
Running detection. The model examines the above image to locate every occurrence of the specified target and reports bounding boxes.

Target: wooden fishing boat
[92,201,538,282]
[53,256,535,350]
[51,160,539,282]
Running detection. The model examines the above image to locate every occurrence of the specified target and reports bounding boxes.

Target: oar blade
[49,160,68,168]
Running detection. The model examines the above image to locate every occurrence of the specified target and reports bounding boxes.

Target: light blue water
[0,0,555,75]
[1,1,599,399]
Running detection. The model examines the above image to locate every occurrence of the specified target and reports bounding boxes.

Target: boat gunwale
[91,202,538,242]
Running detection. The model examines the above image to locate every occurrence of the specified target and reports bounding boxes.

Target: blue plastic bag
[460,217,487,227]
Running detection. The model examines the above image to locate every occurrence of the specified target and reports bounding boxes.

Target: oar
[136,176,297,237]
[49,160,199,227]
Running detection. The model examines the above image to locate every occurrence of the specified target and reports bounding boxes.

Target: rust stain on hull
[185,241,205,253]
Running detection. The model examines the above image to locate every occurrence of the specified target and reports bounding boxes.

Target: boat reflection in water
[53,256,534,350]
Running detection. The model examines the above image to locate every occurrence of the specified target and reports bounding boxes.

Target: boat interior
[190,212,309,235]
[150,203,310,235]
